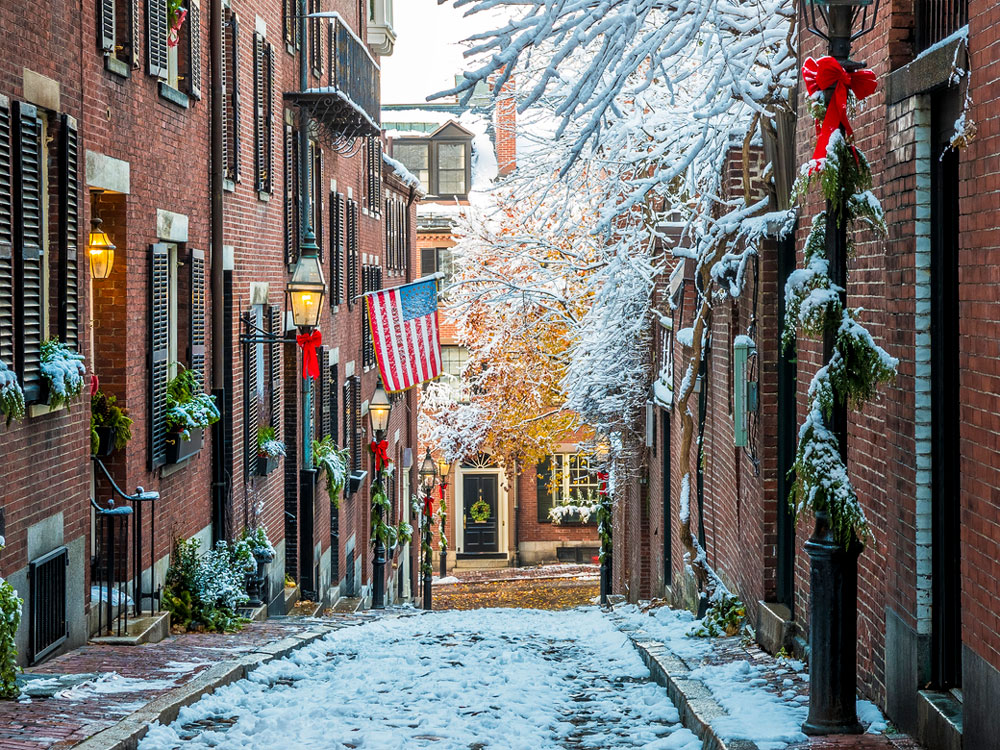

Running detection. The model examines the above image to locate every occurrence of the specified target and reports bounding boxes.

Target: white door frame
[454,466,508,554]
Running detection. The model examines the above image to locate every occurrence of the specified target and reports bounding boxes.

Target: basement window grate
[29,546,69,664]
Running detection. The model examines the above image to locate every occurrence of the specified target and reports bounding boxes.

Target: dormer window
[437,142,467,196]
[391,120,473,200]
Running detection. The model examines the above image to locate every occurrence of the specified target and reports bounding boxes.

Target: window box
[256,454,280,477]
[166,427,203,464]
[347,469,368,496]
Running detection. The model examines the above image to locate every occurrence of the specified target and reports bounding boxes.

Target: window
[362,264,382,369]
[283,0,300,51]
[222,9,241,183]
[344,375,362,484]
[441,345,467,381]
[420,247,455,284]
[536,453,600,523]
[147,0,202,99]
[392,143,429,193]
[310,140,323,255]
[0,102,81,405]
[253,32,275,195]
[436,142,466,195]
[384,192,407,275]
[97,0,140,71]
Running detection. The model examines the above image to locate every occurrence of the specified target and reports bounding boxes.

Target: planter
[347,470,368,497]
[256,454,280,476]
[94,426,116,458]
[246,551,272,607]
[166,427,203,464]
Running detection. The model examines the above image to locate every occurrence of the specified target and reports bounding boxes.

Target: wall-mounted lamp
[88,217,116,280]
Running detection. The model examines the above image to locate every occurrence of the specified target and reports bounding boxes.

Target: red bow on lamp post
[802,56,878,163]
[296,329,322,380]
[439,482,448,500]
[369,439,390,472]
[424,495,434,517]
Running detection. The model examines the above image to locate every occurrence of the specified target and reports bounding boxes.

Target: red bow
[802,56,877,163]
[370,439,389,472]
[439,483,448,500]
[597,471,609,497]
[424,495,434,517]
[296,330,322,380]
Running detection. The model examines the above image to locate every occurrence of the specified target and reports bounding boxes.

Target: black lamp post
[436,456,452,578]
[800,0,879,736]
[419,448,437,610]
[369,380,392,609]
[594,440,611,606]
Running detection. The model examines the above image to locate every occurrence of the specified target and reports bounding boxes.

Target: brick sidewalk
[431,562,600,610]
[2,614,372,750]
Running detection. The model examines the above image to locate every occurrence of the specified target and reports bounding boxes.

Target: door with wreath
[462,474,499,553]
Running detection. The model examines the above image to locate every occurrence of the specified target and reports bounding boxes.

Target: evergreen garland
[0,571,21,699]
[784,119,897,546]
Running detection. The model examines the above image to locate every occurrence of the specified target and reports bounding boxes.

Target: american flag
[366,277,442,393]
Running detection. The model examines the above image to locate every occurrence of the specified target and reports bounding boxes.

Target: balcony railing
[286,13,380,140]
[915,0,968,53]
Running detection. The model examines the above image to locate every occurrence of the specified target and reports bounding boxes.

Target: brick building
[0,0,419,667]
[385,95,599,572]
[625,2,999,748]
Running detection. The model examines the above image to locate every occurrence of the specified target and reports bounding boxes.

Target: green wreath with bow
[469,498,490,524]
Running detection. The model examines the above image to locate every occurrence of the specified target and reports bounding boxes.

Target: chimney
[491,76,516,177]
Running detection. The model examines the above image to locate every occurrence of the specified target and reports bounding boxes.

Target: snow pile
[40,339,86,408]
[140,608,702,750]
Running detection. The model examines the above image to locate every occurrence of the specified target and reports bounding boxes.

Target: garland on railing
[784,58,897,546]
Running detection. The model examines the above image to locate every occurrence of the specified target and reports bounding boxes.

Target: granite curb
[608,611,760,750]
[68,624,340,750]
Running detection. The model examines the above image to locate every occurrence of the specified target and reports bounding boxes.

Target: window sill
[104,55,130,79]
[257,190,271,202]
[28,402,66,419]
[158,82,189,109]
[223,178,236,193]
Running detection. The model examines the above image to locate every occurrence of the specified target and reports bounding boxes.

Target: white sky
[381,0,501,105]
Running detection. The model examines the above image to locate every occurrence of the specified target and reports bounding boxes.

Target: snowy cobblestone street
[138,608,701,750]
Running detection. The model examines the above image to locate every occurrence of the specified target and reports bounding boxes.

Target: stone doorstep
[609,609,760,750]
[89,612,171,647]
[69,624,341,750]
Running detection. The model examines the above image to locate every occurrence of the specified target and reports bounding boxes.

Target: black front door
[463,474,499,553]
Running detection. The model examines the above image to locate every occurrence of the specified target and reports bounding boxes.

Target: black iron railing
[915,0,968,52]
[28,546,68,663]
[91,498,132,638]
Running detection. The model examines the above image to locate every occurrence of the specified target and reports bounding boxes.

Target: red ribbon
[802,56,877,163]
[370,439,389,472]
[439,482,448,500]
[597,471,609,498]
[424,495,435,518]
[296,330,322,380]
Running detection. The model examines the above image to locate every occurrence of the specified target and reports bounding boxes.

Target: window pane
[437,142,465,169]
[441,346,468,378]
[437,169,466,195]
[437,248,456,284]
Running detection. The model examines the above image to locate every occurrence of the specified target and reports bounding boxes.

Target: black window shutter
[351,376,361,472]
[149,244,170,469]
[536,457,554,523]
[189,249,206,384]
[329,363,338,443]
[130,0,141,68]
[266,42,275,193]
[225,11,241,182]
[188,0,202,98]
[147,0,168,79]
[220,9,228,175]
[269,306,282,435]
[12,102,43,403]
[98,0,116,53]
[342,378,351,457]
[313,147,322,259]
[330,191,343,305]
[253,32,265,193]
[58,114,80,349]
[0,96,14,369]
[284,122,297,264]
[346,200,357,309]
[317,345,329,439]
[245,325,258,477]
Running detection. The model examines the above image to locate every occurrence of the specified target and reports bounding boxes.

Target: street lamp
[436,456,452,578]
[800,0,878,736]
[87,217,116,280]
[285,229,326,331]
[419,448,438,610]
[369,380,392,609]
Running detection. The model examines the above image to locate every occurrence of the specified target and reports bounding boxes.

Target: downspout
[210,0,231,542]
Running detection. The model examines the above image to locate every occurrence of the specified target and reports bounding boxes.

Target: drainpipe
[210,0,231,542]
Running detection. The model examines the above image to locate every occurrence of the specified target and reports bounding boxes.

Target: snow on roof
[382,152,422,191]
[381,108,458,126]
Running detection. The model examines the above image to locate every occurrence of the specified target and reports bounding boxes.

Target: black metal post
[600,556,610,606]
[439,483,448,579]
[803,7,863,735]
[423,498,433,610]
[372,428,386,609]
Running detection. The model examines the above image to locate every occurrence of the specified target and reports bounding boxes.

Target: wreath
[469,498,490,524]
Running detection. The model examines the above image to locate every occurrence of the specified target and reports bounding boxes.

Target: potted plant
[0,360,24,427]
[90,391,133,458]
[165,368,220,464]
[40,338,86,410]
[312,435,350,508]
[241,526,275,607]
[255,426,285,476]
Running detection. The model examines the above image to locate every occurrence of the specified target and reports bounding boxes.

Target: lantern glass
[285,231,326,330]
[87,219,116,280]
[369,381,391,434]
[419,448,437,491]
[436,457,452,480]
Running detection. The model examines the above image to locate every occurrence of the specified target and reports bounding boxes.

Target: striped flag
[366,277,442,393]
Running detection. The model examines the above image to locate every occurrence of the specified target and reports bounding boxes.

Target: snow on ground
[139,608,701,750]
